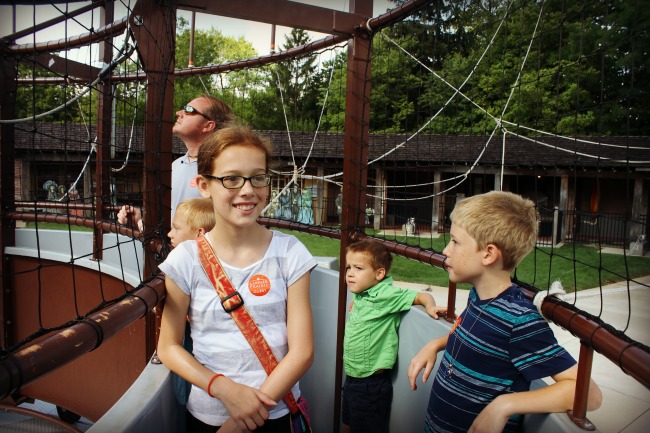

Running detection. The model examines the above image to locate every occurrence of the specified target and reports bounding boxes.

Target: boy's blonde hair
[346,239,393,275]
[450,191,538,271]
[175,198,215,232]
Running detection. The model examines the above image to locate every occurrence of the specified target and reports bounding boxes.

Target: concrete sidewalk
[395,277,650,433]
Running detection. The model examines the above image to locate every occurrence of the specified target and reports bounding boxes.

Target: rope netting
[0,0,648,407]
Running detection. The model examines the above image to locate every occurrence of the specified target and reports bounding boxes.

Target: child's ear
[197,228,206,236]
[375,267,386,281]
[482,243,501,266]
[197,176,211,198]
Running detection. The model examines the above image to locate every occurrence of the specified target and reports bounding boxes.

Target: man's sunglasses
[182,105,210,120]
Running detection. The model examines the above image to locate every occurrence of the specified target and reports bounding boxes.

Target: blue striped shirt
[424,285,575,433]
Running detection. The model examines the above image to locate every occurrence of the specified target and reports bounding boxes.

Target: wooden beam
[177,0,369,35]
[28,53,102,82]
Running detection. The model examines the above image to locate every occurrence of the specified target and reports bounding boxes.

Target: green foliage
[12,0,648,135]
[374,0,650,135]
[15,63,89,123]
[268,29,322,131]
[278,229,649,292]
[316,51,348,131]
[174,20,264,116]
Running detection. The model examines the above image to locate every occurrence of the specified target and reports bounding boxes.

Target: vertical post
[552,206,559,247]
[188,11,196,67]
[271,24,277,53]
[374,167,384,231]
[629,178,647,254]
[445,281,457,323]
[432,170,441,232]
[334,1,373,431]
[494,172,502,191]
[130,0,176,358]
[567,341,597,431]
[0,51,17,349]
[130,0,175,270]
[315,166,324,225]
[92,0,115,261]
[559,174,569,243]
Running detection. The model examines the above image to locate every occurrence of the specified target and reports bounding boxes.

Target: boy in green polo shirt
[342,239,446,433]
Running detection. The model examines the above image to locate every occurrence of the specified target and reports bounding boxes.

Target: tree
[174,16,266,120]
[375,0,650,135]
[15,63,91,124]
[269,28,322,131]
[315,50,348,132]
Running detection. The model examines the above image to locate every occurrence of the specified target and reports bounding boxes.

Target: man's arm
[117,205,142,228]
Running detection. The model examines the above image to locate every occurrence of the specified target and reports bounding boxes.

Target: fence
[538,208,648,250]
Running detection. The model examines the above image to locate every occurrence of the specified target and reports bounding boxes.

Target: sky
[0,1,393,64]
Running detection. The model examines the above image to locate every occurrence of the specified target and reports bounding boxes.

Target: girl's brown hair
[198,124,272,176]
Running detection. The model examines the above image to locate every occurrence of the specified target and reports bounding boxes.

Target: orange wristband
[207,373,224,398]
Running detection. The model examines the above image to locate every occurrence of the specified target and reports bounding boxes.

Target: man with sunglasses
[118,94,234,230]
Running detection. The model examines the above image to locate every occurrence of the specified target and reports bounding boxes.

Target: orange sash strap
[196,234,299,413]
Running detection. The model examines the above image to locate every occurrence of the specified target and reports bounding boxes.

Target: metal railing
[538,208,648,248]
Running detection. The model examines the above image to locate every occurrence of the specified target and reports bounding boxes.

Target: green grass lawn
[285,230,650,292]
[18,224,648,292]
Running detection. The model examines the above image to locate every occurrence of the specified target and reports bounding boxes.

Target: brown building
[11,122,650,249]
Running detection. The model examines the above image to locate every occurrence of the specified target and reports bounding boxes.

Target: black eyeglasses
[202,174,272,189]
[182,105,210,120]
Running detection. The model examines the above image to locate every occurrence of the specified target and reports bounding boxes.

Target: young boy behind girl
[408,191,602,433]
[166,197,215,407]
[342,239,446,433]
[168,197,215,248]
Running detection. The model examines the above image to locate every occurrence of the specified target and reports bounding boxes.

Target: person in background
[342,238,446,433]
[157,124,316,433]
[117,94,233,230]
[408,191,602,433]
[335,190,343,224]
[67,183,83,217]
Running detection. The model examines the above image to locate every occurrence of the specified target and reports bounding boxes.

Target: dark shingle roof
[10,122,650,169]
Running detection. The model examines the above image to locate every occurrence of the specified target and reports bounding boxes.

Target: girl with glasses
[157,125,316,433]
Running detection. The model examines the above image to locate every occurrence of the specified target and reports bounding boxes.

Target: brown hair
[450,191,539,271]
[346,239,393,275]
[198,124,272,176]
[175,198,215,232]
[201,94,234,128]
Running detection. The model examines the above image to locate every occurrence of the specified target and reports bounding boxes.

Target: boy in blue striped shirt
[408,191,602,433]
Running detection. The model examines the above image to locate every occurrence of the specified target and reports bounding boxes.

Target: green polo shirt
[343,276,418,378]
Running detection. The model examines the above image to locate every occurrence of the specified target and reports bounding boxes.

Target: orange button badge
[248,275,271,296]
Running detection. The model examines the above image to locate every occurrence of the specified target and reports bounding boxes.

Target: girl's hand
[217,418,251,433]
[215,378,276,431]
